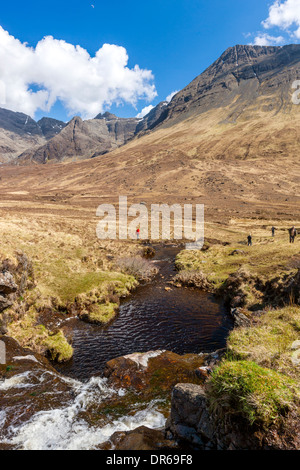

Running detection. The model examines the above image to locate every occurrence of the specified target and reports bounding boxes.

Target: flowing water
[57,244,232,380]
[0,244,233,450]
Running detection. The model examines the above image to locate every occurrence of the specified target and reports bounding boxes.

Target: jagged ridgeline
[2,44,300,164]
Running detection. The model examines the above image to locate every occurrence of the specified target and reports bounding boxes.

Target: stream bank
[0,243,233,450]
[56,243,232,380]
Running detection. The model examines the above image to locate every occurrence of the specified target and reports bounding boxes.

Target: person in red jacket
[136,228,140,240]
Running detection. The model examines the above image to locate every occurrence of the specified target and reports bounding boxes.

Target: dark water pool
[57,245,233,381]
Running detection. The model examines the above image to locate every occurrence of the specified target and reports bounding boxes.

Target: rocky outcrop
[100,426,178,451]
[0,108,42,137]
[0,109,68,163]
[37,117,66,140]
[0,253,35,333]
[18,114,141,163]
[103,350,206,397]
[263,268,300,306]
[0,272,18,296]
[0,108,46,163]
[220,267,254,308]
[0,335,75,438]
[230,307,251,327]
[135,101,168,133]
[153,44,300,128]
[166,383,299,450]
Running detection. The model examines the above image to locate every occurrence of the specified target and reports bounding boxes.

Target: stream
[57,244,232,380]
[0,244,233,450]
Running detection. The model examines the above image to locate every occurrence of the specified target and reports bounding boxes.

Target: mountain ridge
[2,43,300,164]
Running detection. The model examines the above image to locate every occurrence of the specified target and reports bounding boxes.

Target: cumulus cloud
[252,33,285,46]
[262,0,300,39]
[165,90,179,102]
[0,26,157,118]
[136,105,155,118]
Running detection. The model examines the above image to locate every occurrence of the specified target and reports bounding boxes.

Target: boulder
[0,295,13,312]
[100,426,178,451]
[0,272,17,295]
[230,307,251,327]
[166,384,215,448]
[103,350,206,397]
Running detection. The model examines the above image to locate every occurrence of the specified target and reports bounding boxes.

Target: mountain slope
[0,44,299,223]
[153,44,300,128]
[0,108,45,163]
[37,117,67,140]
[18,114,141,164]
[0,109,68,163]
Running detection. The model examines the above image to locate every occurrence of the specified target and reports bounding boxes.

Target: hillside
[18,114,142,164]
[0,44,299,223]
[0,44,300,451]
[0,108,45,163]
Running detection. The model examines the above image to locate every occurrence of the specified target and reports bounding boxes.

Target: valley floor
[0,171,299,449]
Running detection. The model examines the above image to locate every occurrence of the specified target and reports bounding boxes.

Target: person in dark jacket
[289,226,297,243]
[247,234,252,246]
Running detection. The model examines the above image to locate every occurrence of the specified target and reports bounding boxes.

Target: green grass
[85,302,119,325]
[227,306,300,379]
[176,237,299,290]
[43,330,74,363]
[208,360,299,427]
[7,310,74,363]
[40,266,136,303]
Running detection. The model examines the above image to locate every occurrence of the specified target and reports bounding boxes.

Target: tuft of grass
[43,330,74,363]
[208,360,300,427]
[117,256,159,282]
[227,306,300,379]
[173,270,211,289]
[43,268,137,303]
[82,302,119,325]
[7,309,73,363]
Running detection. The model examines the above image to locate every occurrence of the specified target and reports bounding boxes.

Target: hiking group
[247,226,297,246]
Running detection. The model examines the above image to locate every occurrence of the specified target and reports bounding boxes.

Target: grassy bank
[175,221,300,432]
[0,211,140,362]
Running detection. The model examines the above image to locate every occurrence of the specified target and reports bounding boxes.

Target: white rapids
[0,372,166,450]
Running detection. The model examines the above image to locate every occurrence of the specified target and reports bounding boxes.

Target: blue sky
[0,0,299,121]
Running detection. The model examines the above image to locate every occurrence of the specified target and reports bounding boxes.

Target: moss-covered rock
[104,350,206,399]
[79,302,119,325]
[43,330,74,363]
[208,360,300,427]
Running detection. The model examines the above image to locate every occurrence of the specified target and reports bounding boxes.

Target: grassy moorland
[0,206,141,362]
[175,221,300,431]
[0,185,298,440]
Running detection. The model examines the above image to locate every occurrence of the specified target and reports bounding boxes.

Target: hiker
[271,226,276,237]
[136,228,140,240]
[247,234,252,246]
[289,226,297,244]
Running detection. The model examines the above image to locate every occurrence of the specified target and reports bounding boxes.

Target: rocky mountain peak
[37,117,66,140]
[153,43,300,127]
[94,112,118,120]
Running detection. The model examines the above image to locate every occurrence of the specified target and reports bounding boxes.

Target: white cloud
[262,0,300,39]
[135,90,180,118]
[165,90,179,102]
[0,26,157,118]
[252,33,285,46]
[136,105,155,118]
